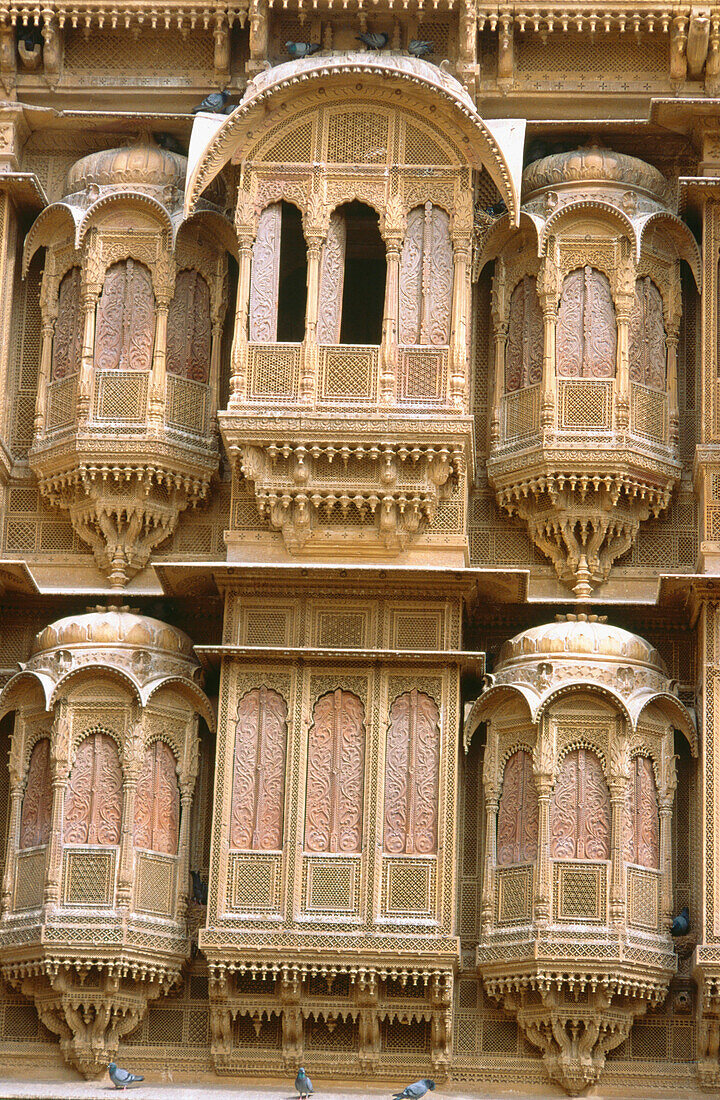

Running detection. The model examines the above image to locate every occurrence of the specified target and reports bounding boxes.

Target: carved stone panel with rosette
[497,749,539,865]
[629,276,666,391]
[167,269,212,383]
[134,740,180,855]
[505,276,543,392]
[383,689,440,855]
[399,204,453,346]
[305,689,365,854]
[19,738,52,849]
[51,267,83,381]
[64,732,123,846]
[249,203,281,343]
[318,210,346,345]
[550,748,610,860]
[95,259,155,371]
[230,687,287,851]
[624,754,660,869]
[557,266,616,378]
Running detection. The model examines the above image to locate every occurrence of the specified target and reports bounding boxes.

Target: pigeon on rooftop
[357,32,389,50]
[192,89,231,114]
[295,1066,314,1098]
[392,1081,436,1100]
[409,40,434,58]
[108,1063,144,1090]
[286,41,322,59]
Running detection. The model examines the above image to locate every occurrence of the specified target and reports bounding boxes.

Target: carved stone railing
[246,342,303,403]
[45,377,78,434]
[630,381,667,446]
[91,369,149,426]
[165,375,210,437]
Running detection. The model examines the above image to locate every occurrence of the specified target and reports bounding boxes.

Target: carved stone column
[1,766,24,914]
[148,291,170,426]
[449,238,471,406]
[301,229,324,402]
[614,294,633,432]
[35,314,56,438]
[533,775,552,925]
[116,765,139,909]
[77,283,100,424]
[666,324,680,448]
[490,320,508,446]
[608,776,628,926]
[44,703,70,909]
[230,231,254,403]
[539,295,556,434]
[480,782,499,932]
[176,782,195,923]
[380,231,402,404]
[209,318,223,424]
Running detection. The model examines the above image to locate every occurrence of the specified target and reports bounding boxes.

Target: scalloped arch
[539,199,636,256]
[144,676,216,731]
[23,204,81,276]
[77,191,174,246]
[536,681,633,729]
[634,692,697,755]
[173,208,238,258]
[49,664,142,709]
[0,671,53,716]
[464,683,535,751]
[638,211,702,290]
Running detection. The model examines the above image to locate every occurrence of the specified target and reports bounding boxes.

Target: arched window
[629,276,666,391]
[399,204,453,346]
[52,267,83,380]
[134,740,180,855]
[167,270,212,383]
[505,275,543,392]
[249,201,308,343]
[95,259,155,371]
[305,689,365,853]
[19,738,52,849]
[550,747,610,860]
[497,749,539,865]
[64,732,122,845]
[624,754,660,869]
[318,202,386,345]
[230,687,287,851]
[384,690,440,855]
[557,266,616,378]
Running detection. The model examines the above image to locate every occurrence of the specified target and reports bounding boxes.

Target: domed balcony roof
[522,144,668,203]
[64,137,187,198]
[495,613,667,676]
[31,606,195,660]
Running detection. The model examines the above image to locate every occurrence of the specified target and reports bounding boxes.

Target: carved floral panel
[249,203,282,343]
[64,732,123,845]
[623,754,660,869]
[383,690,440,855]
[399,204,453,345]
[557,266,616,378]
[230,687,287,851]
[305,689,365,854]
[318,210,346,345]
[629,276,666,390]
[51,267,83,380]
[134,740,180,855]
[167,269,212,383]
[505,275,543,392]
[95,259,155,371]
[497,749,539,865]
[550,748,610,860]
[19,738,52,849]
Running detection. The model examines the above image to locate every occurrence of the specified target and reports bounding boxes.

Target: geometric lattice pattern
[228,853,281,913]
[497,865,532,925]
[383,858,434,916]
[135,853,175,917]
[627,866,660,932]
[63,849,115,907]
[553,862,606,923]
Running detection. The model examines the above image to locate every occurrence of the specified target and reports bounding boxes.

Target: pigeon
[191,870,208,905]
[286,41,322,59]
[671,906,690,936]
[485,200,507,217]
[192,89,231,114]
[108,1063,144,1090]
[295,1066,314,1098]
[392,1082,436,1100]
[357,32,389,50]
[409,40,434,58]
[154,133,187,156]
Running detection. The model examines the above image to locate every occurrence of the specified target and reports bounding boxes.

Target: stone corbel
[670,15,689,83]
[214,14,230,80]
[0,26,17,96]
[497,15,514,83]
[41,18,61,82]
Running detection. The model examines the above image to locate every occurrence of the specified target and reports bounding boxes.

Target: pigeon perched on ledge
[357,31,389,49]
[409,40,434,58]
[108,1062,144,1090]
[392,1081,436,1100]
[192,89,231,114]
[191,869,208,905]
[286,41,321,59]
[295,1066,314,1098]
[671,906,690,936]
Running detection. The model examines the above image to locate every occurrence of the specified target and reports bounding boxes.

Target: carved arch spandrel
[19,737,52,849]
[557,266,616,379]
[497,749,539,865]
[305,689,365,854]
[134,740,180,856]
[95,259,155,371]
[51,267,83,381]
[167,269,212,383]
[623,754,660,869]
[64,732,123,846]
[230,687,288,851]
[550,747,610,860]
[383,689,440,855]
[505,275,543,392]
[629,276,666,391]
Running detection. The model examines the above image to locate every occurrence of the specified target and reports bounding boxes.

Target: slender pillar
[533,777,552,925]
[490,321,508,445]
[176,784,195,922]
[1,771,24,914]
[35,315,56,437]
[149,292,170,426]
[615,297,632,432]
[230,232,254,403]
[301,231,323,403]
[666,325,680,447]
[208,318,223,424]
[608,777,628,926]
[449,239,471,407]
[117,769,139,909]
[380,233,402,404]
[480,783,499,933]
[77,284,99,424]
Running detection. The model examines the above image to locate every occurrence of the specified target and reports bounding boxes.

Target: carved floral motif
[557,266,616,378]
[505,275,543,392]
[497,749,539,865]
[305,689,365,853]
[64,732,123,845]
[134,740,180,855]
[318,210,346,345]
[249,202,281,343]
[167,269,212,383]
[95,259,155,371]
[230,687,287,850]
[399,204,452,345]
[629,276,666,390]
[383,689,440,855]
[19,737,52,849]
[51,267,83,381]
[550,748,610,860]
[624,754,660,869]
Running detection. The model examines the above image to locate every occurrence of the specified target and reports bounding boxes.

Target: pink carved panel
[51,267,83,381]
[249,203,282,343]
[134,740,180,855]
[230,687,288,851]
[95,259,155,371]
[305,689,365,854]
[550,748,610,860]
[497,749,539,865]
[629,276,666,390]
[64,732,123,845]
[557,266,616,378]
[623,754,660,869]
[167,270,212,383]
[505,276,543,392]
[318,210,346,345]
[399,205,452,346]
[383,690,440,855]
[19,738,52,849]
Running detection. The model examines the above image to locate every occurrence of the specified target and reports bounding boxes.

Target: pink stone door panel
[383,689,440,855]
[550,747,610,860]
[64,732,123,846]
[230,687,288,851]
[134,740,180,855]
[19,738,52,849]
[305,689,365,854]
[497,749,539,865]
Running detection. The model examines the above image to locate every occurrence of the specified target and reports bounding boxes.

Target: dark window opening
[339,201,386,345]
[277,202,308,342]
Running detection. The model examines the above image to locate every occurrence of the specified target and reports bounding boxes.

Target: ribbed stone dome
[31,606,195,660]
[522,145,667,202]
[64,138,187,197]
[495,614,667,676]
